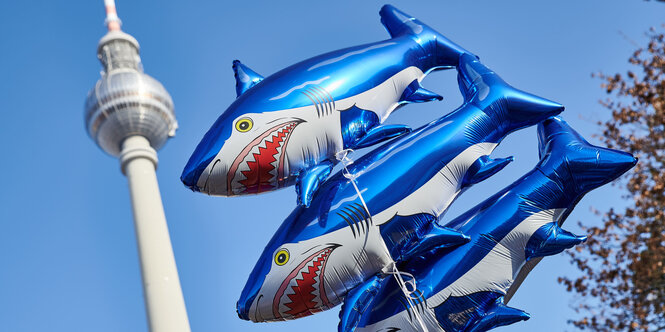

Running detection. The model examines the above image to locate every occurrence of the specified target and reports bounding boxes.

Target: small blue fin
[401,223,470,261]
[467,298,530,332]
[296,161,333,207]
[352,125,412,149]
[233,60,264,97]
[399,80,443,104]
[462,155,514,187]
[525,223,587,260]
[338,275,384,332]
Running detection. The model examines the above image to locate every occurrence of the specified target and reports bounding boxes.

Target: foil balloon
[181,5,472,207]
[236,53,564,322]
[338,117,637,332]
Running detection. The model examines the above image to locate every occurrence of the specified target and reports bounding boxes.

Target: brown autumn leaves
[558,27,665,331]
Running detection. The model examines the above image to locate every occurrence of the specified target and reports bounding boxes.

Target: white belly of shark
[373,142,499,226]
[357,208,566,332]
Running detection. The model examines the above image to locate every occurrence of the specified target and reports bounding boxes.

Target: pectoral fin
[338,275,384,332]
[399,80,443,104]
[467,298,530,332]
[296,161,333,207]
[401,223,470,261]
[525,223,587,260]
[463,155,514,187]
[352,124,411,149]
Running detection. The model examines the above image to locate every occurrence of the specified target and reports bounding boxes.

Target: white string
[335,149,371,219]
[335,149,429,332]
[383,263,429,332]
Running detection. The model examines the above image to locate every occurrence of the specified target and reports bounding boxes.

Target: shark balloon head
[238,185,392,322]
[237,240,342,322]
[181,104,305,195]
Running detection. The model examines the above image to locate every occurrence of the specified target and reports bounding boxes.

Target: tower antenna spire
[103,0,122,31]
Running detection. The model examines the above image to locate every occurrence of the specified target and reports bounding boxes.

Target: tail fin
[379,5,473,68]
[537,117,637,193]
[457,54,564,129]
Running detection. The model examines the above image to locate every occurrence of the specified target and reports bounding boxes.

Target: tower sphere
[85,31,177,157]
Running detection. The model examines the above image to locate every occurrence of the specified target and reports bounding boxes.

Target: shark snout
[180,156,207,191]
[236,295,254,321]
[181,156,229,194]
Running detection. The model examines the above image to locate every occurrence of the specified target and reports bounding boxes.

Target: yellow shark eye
[235,118,253,132]
[274,249,289,266]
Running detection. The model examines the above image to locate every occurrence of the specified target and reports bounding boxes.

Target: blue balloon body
[236,53,564,322]
[181,5,471,207]
[338,117,636,332]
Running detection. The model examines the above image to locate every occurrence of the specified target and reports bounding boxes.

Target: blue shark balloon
[236,54,564,323]
[338,117,636,332]
[180,5,472,206]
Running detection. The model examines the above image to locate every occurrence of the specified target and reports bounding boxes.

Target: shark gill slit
[301,90,322,118]
[309,87,329,116]
[336,212,357,238]
[346,205,366,235]
[310,86,331,116]
[312,85,334,116]
[352,202,372,228]
[398,296,414,322]
[340,208,361,236]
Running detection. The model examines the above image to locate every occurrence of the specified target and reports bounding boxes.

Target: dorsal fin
[233,60,264,97]
[400,222,470,261]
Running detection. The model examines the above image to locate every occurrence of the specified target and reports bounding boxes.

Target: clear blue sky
[0,1,662,331]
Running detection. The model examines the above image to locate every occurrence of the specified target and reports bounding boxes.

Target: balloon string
[335,149,429,332]
[335,149,371,218]
[384,263,429,332]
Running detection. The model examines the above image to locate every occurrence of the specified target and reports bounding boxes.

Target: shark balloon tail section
[457,54,564,128]
[380,4,474,67]
[537,117,637,195]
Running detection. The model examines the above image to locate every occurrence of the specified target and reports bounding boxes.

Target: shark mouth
[272,246,338,320]
[227,120,301,194]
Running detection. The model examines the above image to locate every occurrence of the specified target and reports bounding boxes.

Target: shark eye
[274,249,289,266]
[235,118,253,132]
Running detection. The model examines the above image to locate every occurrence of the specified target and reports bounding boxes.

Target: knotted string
[335,149,429,332]
[383,263,429,332]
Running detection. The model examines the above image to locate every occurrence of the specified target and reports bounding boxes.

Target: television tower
[84,1,191,331]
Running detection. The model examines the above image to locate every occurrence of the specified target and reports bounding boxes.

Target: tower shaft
[121,135,191,332]
[85,1,190,330]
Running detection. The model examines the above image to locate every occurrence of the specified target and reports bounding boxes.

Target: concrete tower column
[85,1,191,331]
